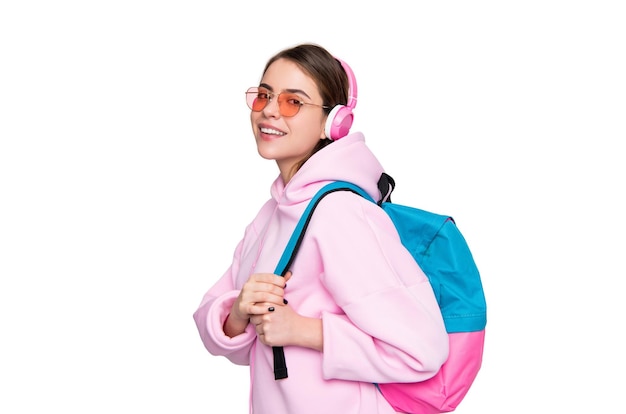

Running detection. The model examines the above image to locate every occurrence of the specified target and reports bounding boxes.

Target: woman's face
[250,58,327,182]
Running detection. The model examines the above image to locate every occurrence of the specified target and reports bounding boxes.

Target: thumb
[283,270,293,284]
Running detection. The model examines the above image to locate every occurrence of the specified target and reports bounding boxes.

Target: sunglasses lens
[245,88,305,117]
[246,88,268,112]
[277,93,301,117]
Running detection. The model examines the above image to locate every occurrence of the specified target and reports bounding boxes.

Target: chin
[256,144,280,161]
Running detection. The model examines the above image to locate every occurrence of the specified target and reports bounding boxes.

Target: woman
[193,43,449,414]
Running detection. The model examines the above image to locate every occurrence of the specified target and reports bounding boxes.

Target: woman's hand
[250,295,323,351]
[250,302,298,346]
[224,271,290,338]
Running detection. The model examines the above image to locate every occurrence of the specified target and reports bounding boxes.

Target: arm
[311,193,450,383]
[193,201,278,364]
[192,263,257,365]
[193,229,259,365]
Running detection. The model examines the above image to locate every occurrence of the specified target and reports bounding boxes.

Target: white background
[1,1,624,413]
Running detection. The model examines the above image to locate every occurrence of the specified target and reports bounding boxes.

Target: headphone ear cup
[325,105,354,140]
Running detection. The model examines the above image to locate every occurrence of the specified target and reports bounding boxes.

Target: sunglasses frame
[245,87,330,117]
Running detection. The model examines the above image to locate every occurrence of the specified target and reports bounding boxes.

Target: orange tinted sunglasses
[245,87,329,117]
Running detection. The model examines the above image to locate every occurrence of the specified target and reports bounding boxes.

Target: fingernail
[268,307,275,312]
[283,298,288,305]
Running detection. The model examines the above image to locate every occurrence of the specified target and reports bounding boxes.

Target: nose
[262,94,281,118]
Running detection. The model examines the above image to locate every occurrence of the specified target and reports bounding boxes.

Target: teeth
[260,127,285,136]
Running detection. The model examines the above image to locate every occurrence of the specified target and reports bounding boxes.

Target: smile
[260,127,286,136]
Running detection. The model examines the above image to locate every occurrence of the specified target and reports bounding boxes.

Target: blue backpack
[272,173,487,413]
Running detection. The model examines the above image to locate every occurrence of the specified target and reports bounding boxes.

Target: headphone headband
[335,57,358,110]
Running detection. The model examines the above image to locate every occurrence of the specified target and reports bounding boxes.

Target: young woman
[193,43,449,414]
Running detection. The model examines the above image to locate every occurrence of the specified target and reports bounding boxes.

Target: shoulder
[313,189,380,215]
[307,190,397,236]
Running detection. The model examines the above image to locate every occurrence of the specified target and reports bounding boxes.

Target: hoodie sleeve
[192,235,257,366]
[193,200,278,364]
[310,192,450,383]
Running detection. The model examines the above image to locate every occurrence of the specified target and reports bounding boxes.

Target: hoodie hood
[269,132,384,207]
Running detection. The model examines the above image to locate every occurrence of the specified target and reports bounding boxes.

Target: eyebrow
[259,83,312,99]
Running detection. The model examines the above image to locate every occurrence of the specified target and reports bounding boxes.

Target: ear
[319,117,328,139]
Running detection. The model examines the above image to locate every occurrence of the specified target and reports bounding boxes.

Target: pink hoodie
[193,132,449,414]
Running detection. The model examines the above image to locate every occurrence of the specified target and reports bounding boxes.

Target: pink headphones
[325,57,358,140]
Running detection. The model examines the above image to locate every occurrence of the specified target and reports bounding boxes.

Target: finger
[252,279,286,297]
[250,292,286,309]
[283,271,293,284]
[250,314,261,325]
[253,273,286,286]
[249,302,281,315]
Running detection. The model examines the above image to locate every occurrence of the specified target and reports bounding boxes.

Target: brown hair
[261,43,350,175]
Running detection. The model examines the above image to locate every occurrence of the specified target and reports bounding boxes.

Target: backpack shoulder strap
[274,181,374,277]
[272,181,373,380]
